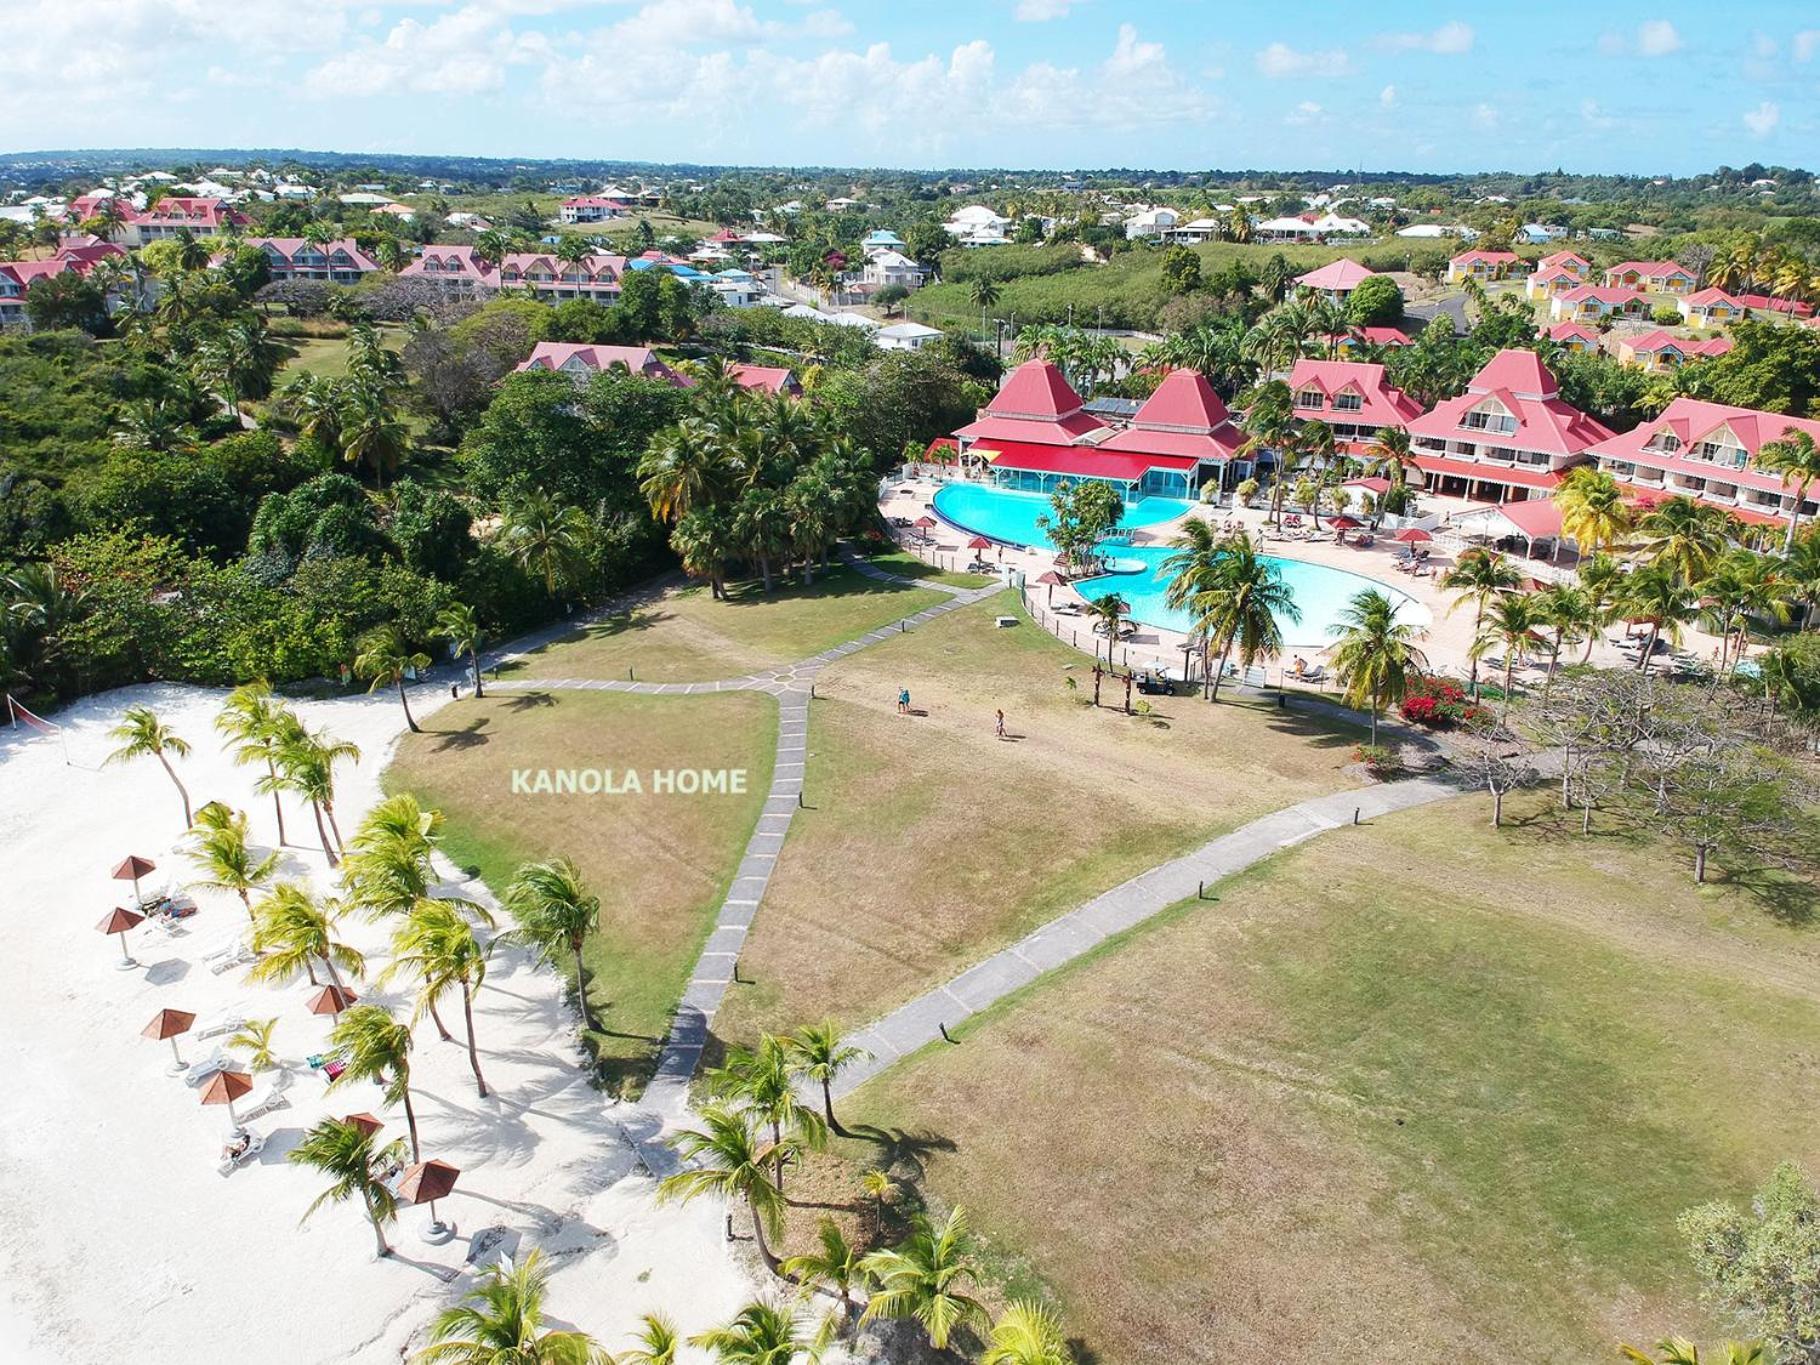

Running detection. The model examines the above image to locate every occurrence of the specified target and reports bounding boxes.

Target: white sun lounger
[217,1128,265,1177]
[183,1050,229,1086]
[193,1015,246,1042]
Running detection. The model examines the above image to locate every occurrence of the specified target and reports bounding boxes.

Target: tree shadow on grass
[428,716,491,751]
[1718,864,1819,928]
[503,690,558,712]
[840,1123,958,1185]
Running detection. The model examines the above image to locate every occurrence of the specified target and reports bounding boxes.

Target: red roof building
[953,359,1106,448]
[1446,250,1523,282]
[726,363,802,397]
[123,197,248,245]
[0,245,128,329]
[1677,287,1747,327]
[1286,359,1423,452]
[401,246,624,302]
[1542,321,1601,353]
[1406,349,1612,502]
[1585,397,1820,527]
[1537,250,1591,277]
[235,237,379,284]
[1603,260,1697,294]
[1524,265,1584,300]
[514,342,685,385]
[1549,284,1648,323]
[1097,368,1246,468]
[559,196,630,224]
[1293,257,1377,300]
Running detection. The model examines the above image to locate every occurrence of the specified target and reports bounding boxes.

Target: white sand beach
[0,681,762,1364]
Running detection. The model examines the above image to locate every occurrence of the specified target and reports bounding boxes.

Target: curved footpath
[475,555,1489,1163]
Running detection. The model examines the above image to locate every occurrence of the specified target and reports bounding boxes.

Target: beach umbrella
[1034,569,1065,605]
[912,514,937,541]
[97,906,145,969]
[966,535,991,552]
[306,984,359,1017]
[1392,527,1432,544]
[111,854,157,907]
[1327,515,1362,530]
[143,1007,197,1074]
[342,1113,384,1139]
[398,1159,461,1239]
[198,1068,253,1125]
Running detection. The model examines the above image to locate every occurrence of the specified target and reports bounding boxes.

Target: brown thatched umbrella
[111,854,158,907]
[398,1159,461,1239]
[342,1112,384,1139]
[1034,569,1066,606]
[97,906,145,969]
[198,1069,253,1126]
[306,984,359,1017]
[143,1007,197,1074]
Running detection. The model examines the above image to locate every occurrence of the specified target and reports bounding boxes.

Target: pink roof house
[1293,258,1377,302]
[1586,397,1820,526]
[1677,287,1747,328]
[515,342,686,384]
[1604,260,1698,294]
[1549,284,1648,323]
[1446,250,1523,282]
[953,360,1106,449]
[1285,359,1423,451]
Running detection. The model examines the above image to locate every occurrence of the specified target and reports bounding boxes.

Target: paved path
[828,772,1466,1099]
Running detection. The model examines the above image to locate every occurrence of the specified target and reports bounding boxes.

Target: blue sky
[6,1,1817,175]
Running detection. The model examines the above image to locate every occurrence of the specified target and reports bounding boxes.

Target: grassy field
[270,329,403,383]
[500,563,950,684]
[712,597,1362,1044]
[864,548,995,589]
[838,789,1820,1362]
[386,689,775,1092]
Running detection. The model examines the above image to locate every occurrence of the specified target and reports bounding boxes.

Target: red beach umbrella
[913,515,936,529]
[198,1069,254,1125]
[1034,569,1066,605]
[1327,515,1363,530]
[398,1158,462,1238]
[306,984,359,1016]
[112,854,157,906]
[343,1113,384,1139]
[966,535,991,551]
[1392,527,1432,544]
[143,1007,198,1073]
[97,906,145,968]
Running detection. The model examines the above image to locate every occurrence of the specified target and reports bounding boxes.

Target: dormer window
[1295,389,1324,410]
[1648,430,1681,452]
[1332,391,1363,412]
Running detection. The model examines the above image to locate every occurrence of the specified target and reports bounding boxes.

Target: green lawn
[862,548,995,589]
[271,325,406,384]
[386,689,775,1093]
[842,790,1820,1362]
[501,564,949,683]
[713,597,1361,1045]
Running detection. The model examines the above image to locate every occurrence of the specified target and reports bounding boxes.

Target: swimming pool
[932,483,1194,551]
[1075,544,1430,650]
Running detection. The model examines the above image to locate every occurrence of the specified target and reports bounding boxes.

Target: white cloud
[1379,84,1397,108]
[1743,101,1781,136]
[1285,100,1323,126]
[1378,21,1474,55]
[1255,42,1352,78]
[1471,103,1498,129]
[1795,30,1820,62]
[1014,0,1077,20]
[305,4,549,98]
[1637,19,1682,56]
[1751,32,1778,59]
[1580,98,1615,130]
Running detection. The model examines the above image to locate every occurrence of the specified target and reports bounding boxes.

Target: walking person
[898,686,911,715]
[995,708,1006,740]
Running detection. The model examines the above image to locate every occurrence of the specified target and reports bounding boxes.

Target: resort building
[1585,397,1820,527]
[727,363,801,397]
[1543,321,1602,352]
[121,197,248,245]
[1446,250,1523,283]
[874,321,944,351]
[0,240,129,328]
[399,247,626,301]
[1613,330,1733,372]
[559,196,629,223]
[1537,250,1592,279]
[1293,258,1377,303]
[1603,260,1698,294]
[237,237,380,284]
[1406,348,1613,503]
[860,250,928,290]
[1286,359,1424,453]
[1677,287,1747,328]
[943,205,1012,247]
[1322,326,1413,353]
[514,342,686,385]
[1123,206,1180,240]
[1549,285,1648,323]
[1094,368,1249,494]
[1525,266,1585,300]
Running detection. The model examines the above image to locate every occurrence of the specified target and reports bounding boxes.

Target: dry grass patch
[712,598,1360,1043]
[387,688,774,1092]
[843,790,1820,1363]
[501,565,949,683]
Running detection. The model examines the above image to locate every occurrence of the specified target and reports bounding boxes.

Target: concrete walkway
[829,772,1466,1099]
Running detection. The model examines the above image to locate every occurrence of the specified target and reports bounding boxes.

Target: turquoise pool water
[932,483,1194,550]
[1076,544,1430,649]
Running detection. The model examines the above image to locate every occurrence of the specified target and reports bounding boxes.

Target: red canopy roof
[1410,455,1564,490]
[982,442,1196,483]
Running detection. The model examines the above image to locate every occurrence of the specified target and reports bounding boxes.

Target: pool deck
[883,473,1730,686]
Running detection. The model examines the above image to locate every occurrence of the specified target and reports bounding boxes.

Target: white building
[943,204,1011,247]
[875,321,943,351]
[1123,206,1180,240]
[861,250,927,290]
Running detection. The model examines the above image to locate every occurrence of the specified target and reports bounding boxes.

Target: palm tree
[1439,548,1521,698]
[1235,380,1298,528]
[499,491,593,602]
[784,1024,868,1137]
[968,276,1002,318]
[415,1250,611,1363]
[435,603,485,699]
[1328,590,1430,745]
[659,1103,788,1274]
[290,1117,409,1259]
[1758,427,1820,552]
[1575,552,1625,661]
[1618,562,1698,674]
[639,420,731,525]
[265,717,361,865]
[249,882,365,992]
[227,1016,280,1071]
[339,385,410,486]
[1082,592,1129,653]
[328,1005,422,1162]
[1185,533,1299,701]
[620,1315,680,1365]
[385,899,492,1098]
[342,794,442,920]
[1619,1340,1764,1365]
[690,1302,817,1365]
[781,1219,868,1338]
[709,1034,828,1191]
[105,705,193,828]
[1552,467,1635,558]
[1532,583,1595,699]
[859,1206,989,1351]
[503,858,602,1031]
[216,682,292,846]
[1635,496,1733,582]
[980,1301,1075,1365]
[1472,592,1541,722]
[186,802,279,921]
[1697,549,1788,677]
[1365,426,1416,498]
[354,623,431,733]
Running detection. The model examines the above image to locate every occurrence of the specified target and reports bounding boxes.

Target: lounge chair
[193,1014,246,1042]
[208,942,259,975]
[1294,665,1326,685]
[217,1128,265,1176]
[183,1050,229,1086]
